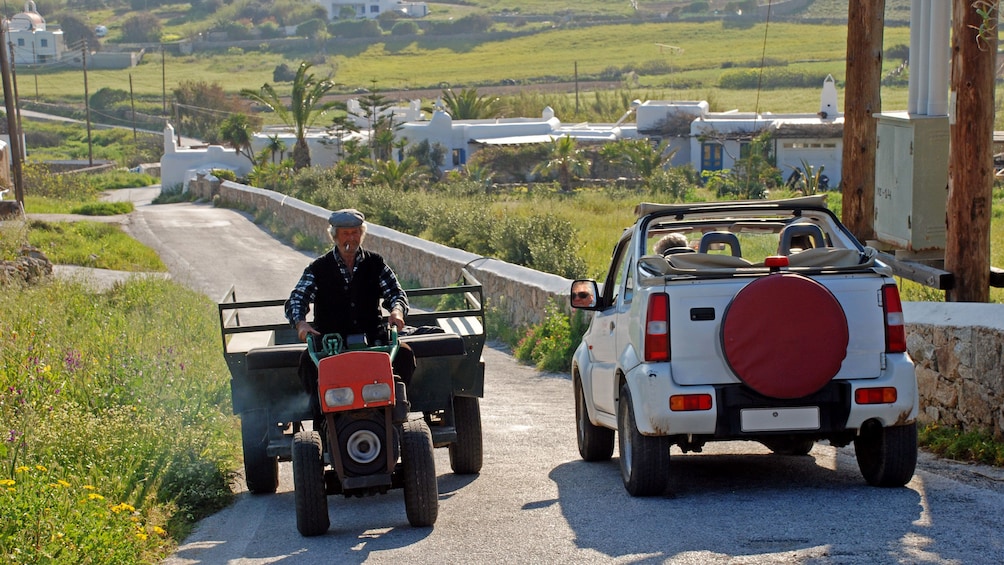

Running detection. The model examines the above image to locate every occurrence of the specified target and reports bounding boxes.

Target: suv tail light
[881,284,907,353]
[644,292,670,362]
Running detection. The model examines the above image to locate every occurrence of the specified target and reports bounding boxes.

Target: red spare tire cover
[721,272,849,399]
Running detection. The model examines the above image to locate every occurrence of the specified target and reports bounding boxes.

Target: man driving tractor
[284,208,416,428]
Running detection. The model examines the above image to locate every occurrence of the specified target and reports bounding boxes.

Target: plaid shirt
[285,248,408,327]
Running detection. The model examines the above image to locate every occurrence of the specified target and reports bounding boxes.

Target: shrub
[121,12,162,43]
[328,18,382,38]
[90,87,129,110]
[513,302,589,372]
[273,63,296,82]
[391,20,420,36]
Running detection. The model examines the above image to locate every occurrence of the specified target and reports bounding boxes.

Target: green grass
[0,275,238,562]
[27,220,167,272]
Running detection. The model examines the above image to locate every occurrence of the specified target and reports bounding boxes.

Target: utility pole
[840,0,884,242]
[945,1,996,302]
[129,73,137,143]
[82,43,93,166]
[0,22,25,205]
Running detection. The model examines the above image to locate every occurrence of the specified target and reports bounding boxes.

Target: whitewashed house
[4,1,65,65]
[325,0,428,20]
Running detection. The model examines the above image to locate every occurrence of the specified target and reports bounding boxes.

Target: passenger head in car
[654,233,691,255]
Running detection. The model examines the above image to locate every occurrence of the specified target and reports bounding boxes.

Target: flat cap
[328,208,365,228]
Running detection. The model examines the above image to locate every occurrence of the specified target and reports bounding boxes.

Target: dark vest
[310,249,386,340]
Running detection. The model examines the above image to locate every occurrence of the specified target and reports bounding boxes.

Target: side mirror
[570,279,599,309]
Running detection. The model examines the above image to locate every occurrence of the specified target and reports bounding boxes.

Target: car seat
[698,231,742,257]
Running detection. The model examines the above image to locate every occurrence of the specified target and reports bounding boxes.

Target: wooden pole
[946,1,996,302]
[0,24,25,205]
[840,0,884,242]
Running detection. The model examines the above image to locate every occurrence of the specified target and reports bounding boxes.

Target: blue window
[40,39,48,48]
[701,142,724,171]
[370,5,379,13]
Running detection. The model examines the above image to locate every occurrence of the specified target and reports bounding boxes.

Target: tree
[263,135,287,165]
[218,113,259,164]
[121,12,162,43]
[406,139,447,181]
[173,81,252,142]
[366,156,428,190]
[599,139,678,180]
[53,13,99,51]
[533,136,590,192]
[356,91,401,161]
[241,62,337,170]
[440,88,500,119]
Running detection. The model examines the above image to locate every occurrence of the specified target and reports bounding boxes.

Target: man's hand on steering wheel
[389,308,405,332]
[296,320,320,342]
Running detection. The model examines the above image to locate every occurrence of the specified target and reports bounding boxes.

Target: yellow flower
[110,503,136,514]
[83,485,96,490]
[35,465,47,472]
[152,526,167,537]
[42,364,51,373]
[15,466,29,473]
[87,493,105,501]
[135,532,148,541]
[0,479,14,487]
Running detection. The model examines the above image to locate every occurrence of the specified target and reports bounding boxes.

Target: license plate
[741,407,820,432]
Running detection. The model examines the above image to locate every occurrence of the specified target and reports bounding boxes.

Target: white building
[325,0,428,20]
[162,78,845,189]
[4,1,65,65]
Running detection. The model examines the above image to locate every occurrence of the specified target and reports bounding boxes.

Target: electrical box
[874,112,948,253]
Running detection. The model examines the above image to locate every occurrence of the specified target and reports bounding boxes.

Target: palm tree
[218,113,258,165]
[440,87,500,119]
[366,156,429,190]
[240,62,336,170]
[600,139,678,180]
[264,135,287,165]
[533,136,591,192]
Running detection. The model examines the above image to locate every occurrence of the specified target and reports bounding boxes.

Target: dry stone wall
[196,178,1004,437]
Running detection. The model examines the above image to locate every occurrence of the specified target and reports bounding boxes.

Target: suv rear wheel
[854,421,917,487]
[618,383,670,496]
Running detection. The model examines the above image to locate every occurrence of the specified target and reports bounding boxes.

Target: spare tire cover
[721,272,849,399]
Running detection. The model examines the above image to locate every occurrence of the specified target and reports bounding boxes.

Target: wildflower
[110,502,136,513]
[35,465,47,472]
[152,526,167,537]
[56,480,71,488]
[135,532,148,541]
[87,493,105,501]
[15,466,29,473]
[0,479,14,487]
[83,485,96,490]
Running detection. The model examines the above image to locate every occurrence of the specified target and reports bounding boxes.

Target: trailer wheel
[618,384,670,497]
[401,419,438,527]
[855,421,917,487]
[292,430,329,536]
[240,410,278,494]
[576,376,614,461]
[449,396,483,474]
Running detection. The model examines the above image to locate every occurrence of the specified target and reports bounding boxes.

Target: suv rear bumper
[625,353,917,438]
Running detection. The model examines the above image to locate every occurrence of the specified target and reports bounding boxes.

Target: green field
[21,20,912,117]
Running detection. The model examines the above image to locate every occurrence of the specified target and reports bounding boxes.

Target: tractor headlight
[324,387,354,408]
[361,382,392,403]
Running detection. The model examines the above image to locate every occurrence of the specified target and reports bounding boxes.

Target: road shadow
[547,448,927,562]
[167,481,450,564]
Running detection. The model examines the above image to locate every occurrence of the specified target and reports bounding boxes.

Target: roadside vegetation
[1,218,236,563]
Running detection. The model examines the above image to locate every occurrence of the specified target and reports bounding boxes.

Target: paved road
[101,188,1004,564]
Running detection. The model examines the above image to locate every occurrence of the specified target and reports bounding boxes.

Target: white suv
[570,197,918,496]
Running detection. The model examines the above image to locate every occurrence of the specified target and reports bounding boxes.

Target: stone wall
[210,180,568,328]
[903,303,1004,437]
[194,178,1004,437]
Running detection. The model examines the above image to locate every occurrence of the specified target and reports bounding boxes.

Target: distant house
[325,0,428,19]
[4,1,65,65]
